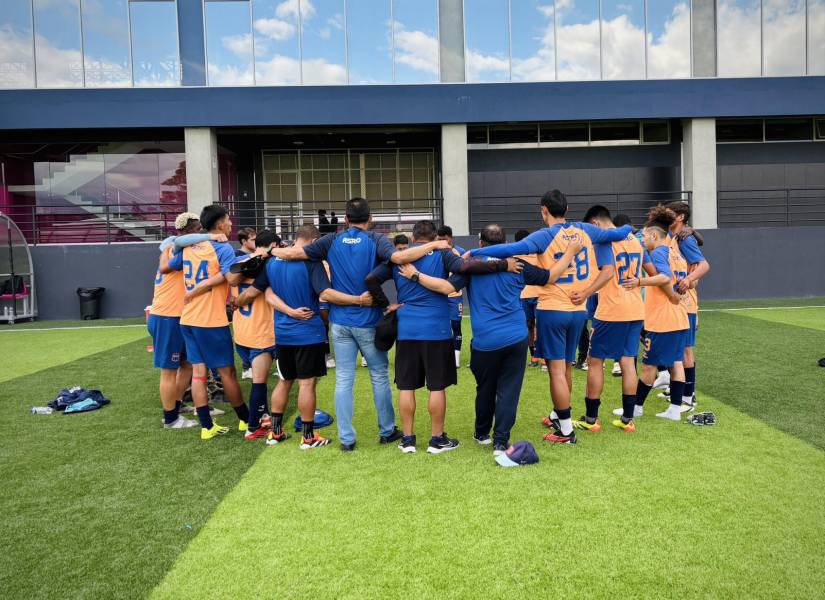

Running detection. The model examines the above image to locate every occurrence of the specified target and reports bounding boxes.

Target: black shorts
[276,343,327,381]
[395,339,457,391]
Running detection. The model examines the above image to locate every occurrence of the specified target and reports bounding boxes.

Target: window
[129,0,180,86]
[393,0,439,84]
[590,121,640,142]
[646,1,690,79]
[488,124,538,145]
[717,0,762,77]
[347,0,392,84]
[763,0,805,77]
[299,0,346,85]
[252,0,300,85]
[716,119,763,142]
[0,0,35,88]
[642,121,670,143]
[33,0,83,87]
[815,118,825,140]
[205,1,254,86]
[510,0,555,82]
[82,0,131,87]
[601,0,645,80]
[467,126,489,145]
[539,122,589,143]
[464,0,510,82]
[556,0,600,81]
[764,118,813,141]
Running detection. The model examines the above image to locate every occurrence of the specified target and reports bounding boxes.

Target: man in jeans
[268,197,450,451]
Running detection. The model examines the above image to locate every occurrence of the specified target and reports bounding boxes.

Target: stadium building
[0,0,823,319]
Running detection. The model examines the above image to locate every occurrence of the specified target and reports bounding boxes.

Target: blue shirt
[449,257,550,351]
[253,257,330,346]
[304,227,396,328]
[447,244,467,319]
[671,233,706,266]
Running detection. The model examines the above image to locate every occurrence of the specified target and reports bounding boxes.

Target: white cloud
[208,63,254,87]
[253,18,296,42]
[717,0,762,77]
[394,23,439,75]
[222,33,253,59]
[276,0,313,22]
[647,2,691,78]
[254,54,345,86]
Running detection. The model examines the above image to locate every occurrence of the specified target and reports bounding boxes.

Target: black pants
[470,337,528,446]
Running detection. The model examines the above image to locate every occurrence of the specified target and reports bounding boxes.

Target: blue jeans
[331,323,396,444]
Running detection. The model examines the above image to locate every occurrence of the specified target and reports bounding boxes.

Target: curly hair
[645,205,677,233]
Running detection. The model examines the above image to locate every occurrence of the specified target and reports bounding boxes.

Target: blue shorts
[685,313,698,348]
[521,298,538,322]
[180,325,235,369]
[449,299,463,322]
[147,315,186,369]
[236,344,277,365]
[643,330,689,367]
[589,319,644,360]
[535,309,588,363]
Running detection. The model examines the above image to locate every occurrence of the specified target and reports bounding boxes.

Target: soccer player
[666,201,711,411]
[267,198,449,452]
[571,205,648,433]
[620,206,690,423]
[437,225,466,369]
[235,227,257,257]
[231,229,280,440]
[514,229,541,368]
[248,225,374,449]
[468,189,632,444]
[401,223,579,454]
[393,234,410,251]
[165,204,248,440]
[366,220,521,455]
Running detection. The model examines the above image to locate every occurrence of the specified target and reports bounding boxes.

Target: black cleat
[340,442,356,452]
[379,427,403,445]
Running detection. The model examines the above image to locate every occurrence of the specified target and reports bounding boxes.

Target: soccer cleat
[572,417,602,433]
[611,418,636,432]
[611,362,622,376]
[473,433,492,445]
[687,412,716,426]
[657,388,671,400]
[180,404,196,415]
[679,396,697,413]
[427,433,460,454]
[163,416,198,429]
[259,413,272,429]
[340,442,356,452]
[379,427,403,445]
[398,437,417,454]
[612,406,644,418]
[542,415,561,431]
[241,368,252,380]
[574,361,588,371]
[540,363,548,372]
[201,423,230,440]
[244,427,270,440]
[492,443,509,457]
[656,409,682,422]
[361,356,368,368]
[209,407,225,417]
[325,355,336,369]
[543,429,577,444]
[266,430,291,445]
[300,434,331,450]
[238,420,248,432]
[652,370,671,390]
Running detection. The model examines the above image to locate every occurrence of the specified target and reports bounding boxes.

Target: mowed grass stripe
[722,307,825,332]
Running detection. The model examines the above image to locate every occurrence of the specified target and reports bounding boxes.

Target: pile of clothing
[47,387,111,414]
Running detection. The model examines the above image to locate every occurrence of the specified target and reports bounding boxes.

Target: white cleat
[163,416,199,429]
[325,356,336,369]
[679,397,697,413]
[613,406,644,417]
[241,368,253,380]
[361,357,368,367]
[612,362,622,376]
[653,370,671,390]
[656,409,682,422]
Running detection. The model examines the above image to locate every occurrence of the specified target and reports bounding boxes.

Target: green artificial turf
[1,305,824,599]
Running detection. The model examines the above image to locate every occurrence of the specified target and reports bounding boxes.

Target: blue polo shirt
[303,227,396,328]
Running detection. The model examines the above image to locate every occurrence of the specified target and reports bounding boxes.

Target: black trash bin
[77,287,105,320]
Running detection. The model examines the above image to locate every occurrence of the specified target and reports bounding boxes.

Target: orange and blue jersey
[644,245,689,333]
[168,241,238,328]
[231,276,275,350]
[668,233,705,315]
[594,232,649,323]
[517,254,542,299]
[469,222,632,312]
[150,246,185,318]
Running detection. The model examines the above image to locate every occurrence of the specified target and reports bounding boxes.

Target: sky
[0,0,823,88]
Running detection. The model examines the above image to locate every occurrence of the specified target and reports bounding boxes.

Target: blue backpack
[293,409,334,431]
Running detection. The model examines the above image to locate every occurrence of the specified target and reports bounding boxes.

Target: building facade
[1,0,824,318]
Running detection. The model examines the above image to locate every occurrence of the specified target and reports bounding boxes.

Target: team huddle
[147,191,709,456]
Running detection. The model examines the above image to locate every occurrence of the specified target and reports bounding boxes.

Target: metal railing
[469,190,692,232]
[221,197,444,240]
[717,188,825,228]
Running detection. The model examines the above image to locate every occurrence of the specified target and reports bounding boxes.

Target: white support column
[441,124,470,235]
[682,118,718,229]
[184,127,219,215]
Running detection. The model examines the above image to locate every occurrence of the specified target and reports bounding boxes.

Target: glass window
[0,0,35,88]
[393,0,438,83]
[205,1,254,86]
[347,0,392,84]
[464,0,510,82]
[763,0,805,76]
[641,121,670,143]
[252,0,300,85]
[764,118,813,141]
[33,0,83,87]
[810,0,825,75]
[601,0,644,80]
[815,118,825,140]
[646,1,690,78]
[717,0,762,77]
[716,119,763,142]
[82,0,131,87]
[467,125,488,144]
[540,122,588,143]
[300,0,346,85]
[488,124,538,144]
[556,0,600,80]
[130,0,180,86]
[590,121,640,142]
[510,0,555,82]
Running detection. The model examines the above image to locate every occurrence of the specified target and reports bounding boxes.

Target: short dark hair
[393,234,409,245]
[480,223,506,245]
[412,220,437,242]
[345,197,370,224]
[540,189,567,218]
[436,225,453,237]
[295,224,320,241]
[612,213,632,228]
[665,200,691,223]
[317,209,326,216]
[255,229,280,248]
[200,204,228,231]
[237,227,256,243]
[583,204,611,224]
[514,229,530,242]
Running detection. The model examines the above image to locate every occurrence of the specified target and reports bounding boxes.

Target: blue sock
[556,407,571,420]
[233,403,249,424]
[684,366,696,397]
[584,397,600,420]
[196,405,213,429]
[163,406,179,425]
[635,380,653,407]
[670,380,685,407]
[622,393,636,420]
[248,383,267,431]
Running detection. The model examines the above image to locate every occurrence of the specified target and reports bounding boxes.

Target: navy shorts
[236,344,277,365]
[147,314,186,369]
[180,325,235,369]
[589,319,644,360]
[535,309,588,363]
[685,313,698,348]
[521,298,537,323]
[642,330,689,367]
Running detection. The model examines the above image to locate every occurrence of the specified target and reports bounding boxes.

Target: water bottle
[30,407,53,415]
